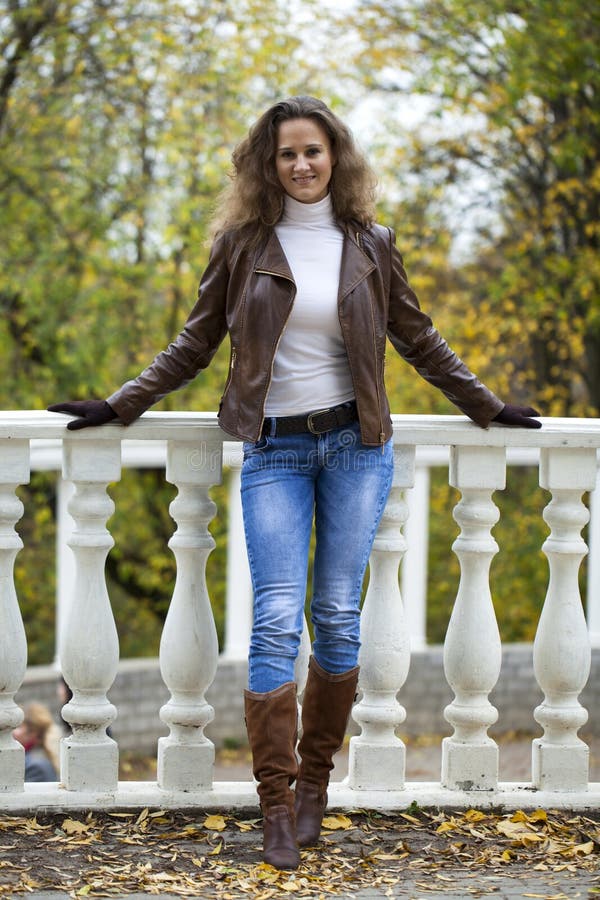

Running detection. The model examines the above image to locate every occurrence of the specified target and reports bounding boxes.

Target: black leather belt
[262,400,358,437]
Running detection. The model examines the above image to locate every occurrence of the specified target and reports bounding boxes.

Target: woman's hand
[492,404,542,428]
[47,400,118,430]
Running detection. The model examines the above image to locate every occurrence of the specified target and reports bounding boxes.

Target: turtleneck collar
[280,193,334,225]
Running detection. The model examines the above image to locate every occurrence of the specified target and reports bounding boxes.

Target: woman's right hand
[47,400,118,430]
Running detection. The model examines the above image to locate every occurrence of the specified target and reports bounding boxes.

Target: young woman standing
[49,96,540,870]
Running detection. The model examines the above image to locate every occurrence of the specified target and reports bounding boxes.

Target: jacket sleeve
[385,228,504,427]
[107,234,230,424]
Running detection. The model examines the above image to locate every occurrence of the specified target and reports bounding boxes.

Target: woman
[49,96,540,869]
[14,702,60,782]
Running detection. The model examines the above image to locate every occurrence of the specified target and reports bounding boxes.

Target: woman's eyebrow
[277,142,324,151]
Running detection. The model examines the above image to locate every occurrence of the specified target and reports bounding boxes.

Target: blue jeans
[241,420,394,692]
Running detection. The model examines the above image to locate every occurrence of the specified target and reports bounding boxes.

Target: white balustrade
[59,439,122,791]
[442,446,505,791]
[532,447,597,791]
[157,439,222,791]
[0,441,29,792]
[348,445,414,790]
[0,411,598,812]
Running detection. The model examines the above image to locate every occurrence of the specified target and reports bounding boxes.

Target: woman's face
[13,721,36,749]
[275,117,335,204]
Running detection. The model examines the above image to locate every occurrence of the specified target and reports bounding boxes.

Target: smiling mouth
[293,176,315,184]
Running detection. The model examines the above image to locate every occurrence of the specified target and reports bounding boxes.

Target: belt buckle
[307,408,333,435]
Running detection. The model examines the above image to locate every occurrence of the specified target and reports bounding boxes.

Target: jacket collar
[254,224,376,298]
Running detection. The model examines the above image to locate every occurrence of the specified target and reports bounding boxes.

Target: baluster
[158,439,222,791]
[347,445,414,790]
[223,464,253,660]
[532,447,596,791]
[442,446,505,791]
[60,440,121,791]
[0,441,29,792]
[402,463,430,651]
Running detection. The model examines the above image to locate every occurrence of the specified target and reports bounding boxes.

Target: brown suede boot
[295,657,359,847]
[244,682,300,870]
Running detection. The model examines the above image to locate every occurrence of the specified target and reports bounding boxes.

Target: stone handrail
[0,411,598,812]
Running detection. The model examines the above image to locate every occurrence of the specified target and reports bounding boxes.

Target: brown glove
[492,404,541,429]
[47,400,118,431]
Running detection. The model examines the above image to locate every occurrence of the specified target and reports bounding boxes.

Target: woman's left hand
[492,404,542,428]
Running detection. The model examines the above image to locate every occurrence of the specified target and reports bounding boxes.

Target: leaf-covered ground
[0,806,598,898]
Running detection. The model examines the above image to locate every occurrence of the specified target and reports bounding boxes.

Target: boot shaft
[244,681,299,812]
[297,657,359,786]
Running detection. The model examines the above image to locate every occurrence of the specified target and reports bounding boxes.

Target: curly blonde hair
[210,96,377,247]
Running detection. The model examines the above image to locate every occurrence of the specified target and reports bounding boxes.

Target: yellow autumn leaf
[566,841,594,856]
[62,819,91,835]
[280,881,301,892]
[321,814,353,830]
[203,814,226,831]
[436,820,458,834]
[208,841,222,855]
[511,808,547,823]
[496,820,544,843]
[399,813,422,825]
[501,849,511,861]
[528,809,548,822]
[465,809,487,822]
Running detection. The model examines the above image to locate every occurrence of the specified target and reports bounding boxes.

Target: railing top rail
[0,410,599,450]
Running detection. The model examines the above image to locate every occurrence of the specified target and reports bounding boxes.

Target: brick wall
[16,644,599,755]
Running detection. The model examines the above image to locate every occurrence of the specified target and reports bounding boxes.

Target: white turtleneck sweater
[265,194,355,416]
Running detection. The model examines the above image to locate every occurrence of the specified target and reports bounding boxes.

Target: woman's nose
[293,155,310,172]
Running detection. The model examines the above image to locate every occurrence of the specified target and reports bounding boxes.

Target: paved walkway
[18,873,600,898]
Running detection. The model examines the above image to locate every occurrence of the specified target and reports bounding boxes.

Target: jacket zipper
[224,346,236,392]
[356,231,386,449]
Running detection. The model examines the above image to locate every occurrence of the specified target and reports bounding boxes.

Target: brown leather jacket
[108,221,503,444]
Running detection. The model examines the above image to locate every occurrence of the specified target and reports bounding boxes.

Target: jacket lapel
[254,225,376,297]
[339,227,376,299]
[254,231,295,281]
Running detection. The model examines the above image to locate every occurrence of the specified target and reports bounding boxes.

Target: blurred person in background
[14,701,60,782]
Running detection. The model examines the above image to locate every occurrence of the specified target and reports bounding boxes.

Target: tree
[1,0,318,661]
[351,0,600,415]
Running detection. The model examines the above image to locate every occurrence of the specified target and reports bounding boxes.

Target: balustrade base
[60,738,118,792]
[532,738,590,791]
[0,746,25,793]
[1,780,599,814]
[157,736,215,791]
[441,737,498,791]
[347,737,406,790]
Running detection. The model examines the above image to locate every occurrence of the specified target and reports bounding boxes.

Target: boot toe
[263,805,300,870]
[264,846,301,869]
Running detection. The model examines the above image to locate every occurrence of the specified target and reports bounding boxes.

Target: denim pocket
[242,436,270,457]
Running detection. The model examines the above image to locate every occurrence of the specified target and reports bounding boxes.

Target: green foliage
[3,0,596,663]
[353,0,600,415]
